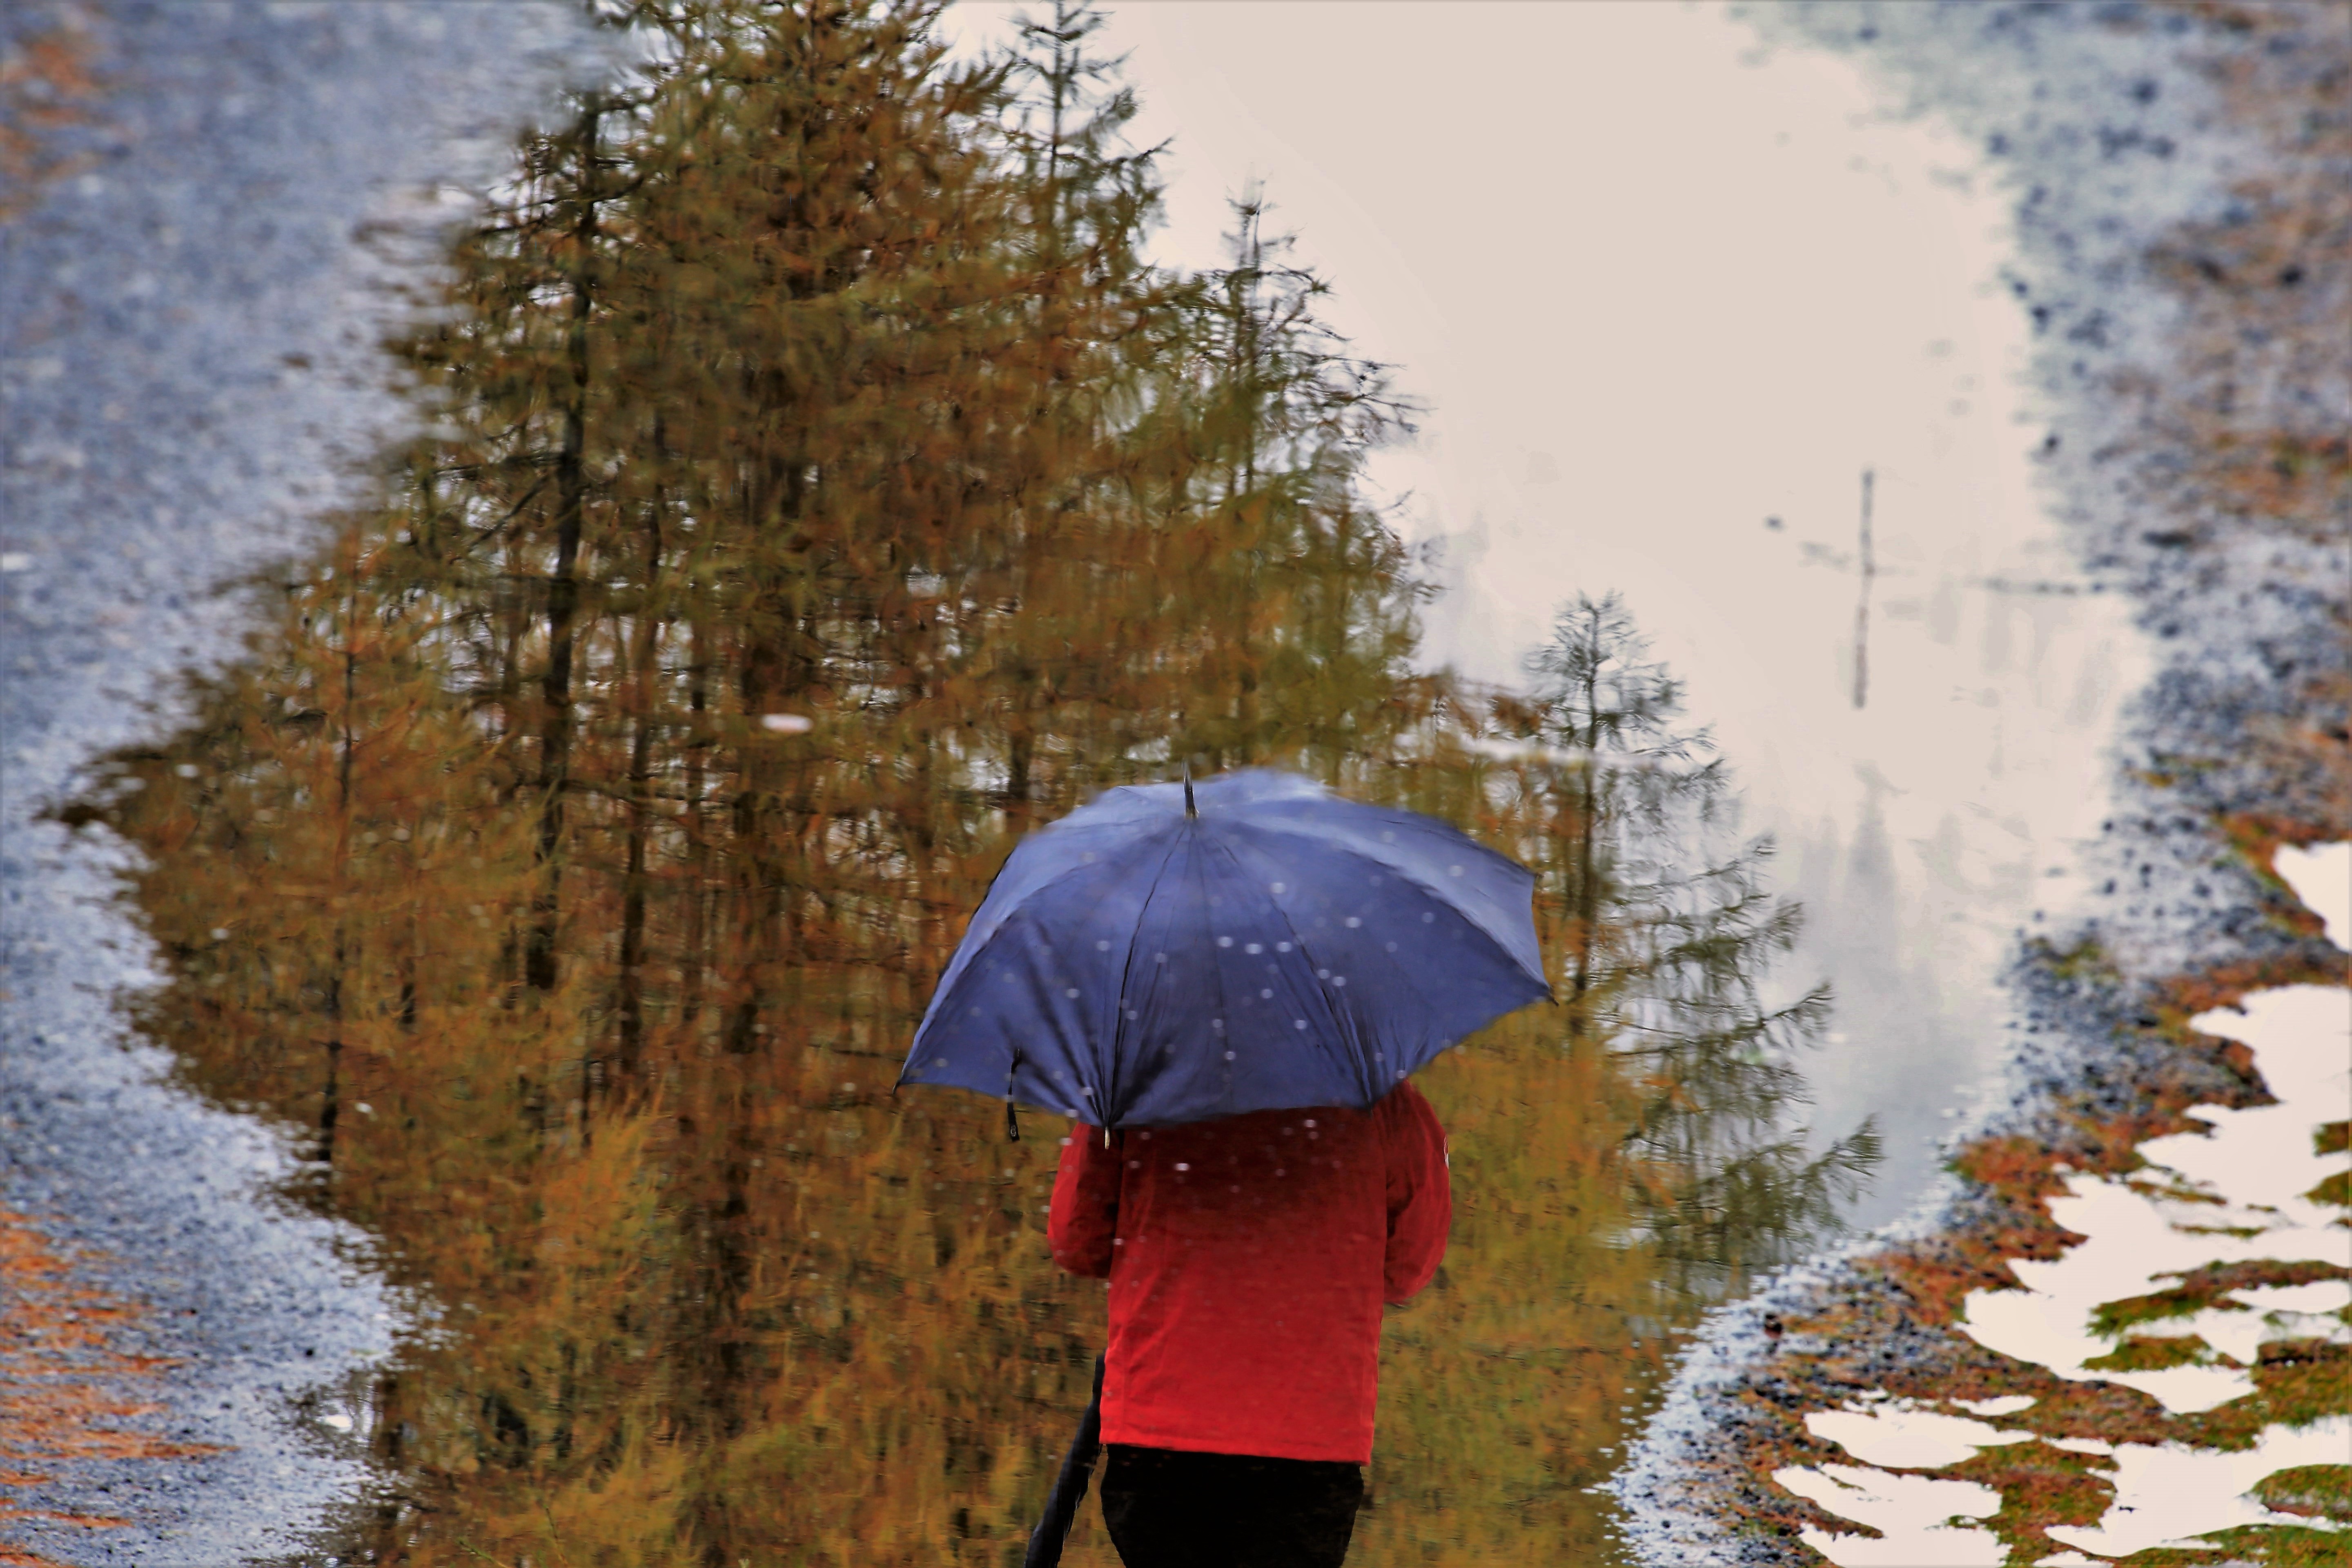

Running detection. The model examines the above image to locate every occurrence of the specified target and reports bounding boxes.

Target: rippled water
[953,0,2162,1228]
[5,2,2336,1564]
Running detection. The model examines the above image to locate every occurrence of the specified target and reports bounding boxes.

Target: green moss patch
[2118,1520,2352,1566]
[2250,1463,2352,1522]
[2089,1259,2351,1339]
[2092,1284,2247,1336]
[2247,1341,2352,1432]
[2085,1334,2218,1372]
[1943,1438,2118,1563]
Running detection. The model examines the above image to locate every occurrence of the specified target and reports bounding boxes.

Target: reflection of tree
[84,5,1862,1563]
[1510,592,1880,1294]
[1790,769,1982,1229]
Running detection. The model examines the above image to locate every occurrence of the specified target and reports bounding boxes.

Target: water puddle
[18,2,2334,1561]
[1031,0,2154,1230]
[1774,843,2352,1565]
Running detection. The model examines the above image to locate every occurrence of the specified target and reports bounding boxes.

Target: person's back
[1049,1080,1451,1567]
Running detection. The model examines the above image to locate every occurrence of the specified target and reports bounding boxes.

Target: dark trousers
[1099,1443,1365,1568]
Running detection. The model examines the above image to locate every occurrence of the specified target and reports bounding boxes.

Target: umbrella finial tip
[1183,764,1197,819]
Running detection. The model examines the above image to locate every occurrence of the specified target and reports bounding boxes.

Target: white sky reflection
[945,0,2156,1216]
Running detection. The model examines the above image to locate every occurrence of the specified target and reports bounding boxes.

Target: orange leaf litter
[0,1203,219,1567]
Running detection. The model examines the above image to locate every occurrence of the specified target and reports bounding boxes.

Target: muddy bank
[1611,2,2349,1562]
[0,5,597,1561]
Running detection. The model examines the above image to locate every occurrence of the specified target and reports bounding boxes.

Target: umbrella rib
[1015,835,1179,1118]
[1245,814,1547,988]
[1193,837,1238,1123]
[1201,833,1375,1107]
[1218,825,1513,1101]
[913,824,1175,1054]
[1105,831,1187,1129]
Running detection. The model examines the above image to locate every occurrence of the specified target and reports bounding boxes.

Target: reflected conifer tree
[1516,591,1880,1295]
[89,7,1873,1564]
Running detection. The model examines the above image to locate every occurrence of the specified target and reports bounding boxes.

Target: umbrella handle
[1022,1351,1108,1568]
[1006,1051,1021,1142]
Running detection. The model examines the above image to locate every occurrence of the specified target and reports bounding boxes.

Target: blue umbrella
[907,768,1550,1567]
[896,768,1550,1131]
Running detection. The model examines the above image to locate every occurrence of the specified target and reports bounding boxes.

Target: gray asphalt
[1,4,601,1561]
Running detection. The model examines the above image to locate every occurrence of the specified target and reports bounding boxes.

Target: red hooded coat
[1047,1081,1451,1465]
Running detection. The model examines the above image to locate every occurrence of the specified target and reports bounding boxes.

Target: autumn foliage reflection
[89,4,1871,1563]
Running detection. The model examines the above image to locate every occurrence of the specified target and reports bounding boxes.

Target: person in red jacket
[1047,1079,1452,1568]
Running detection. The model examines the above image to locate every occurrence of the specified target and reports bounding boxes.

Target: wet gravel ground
[0,4,599,1561]
[1610,2,2350,1561]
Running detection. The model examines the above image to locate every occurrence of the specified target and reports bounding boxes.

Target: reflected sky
[947,0,2155,1221]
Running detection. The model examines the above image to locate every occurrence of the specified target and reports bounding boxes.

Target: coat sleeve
[1048,1124,1120,1279]
[1382,1082,1452,1304]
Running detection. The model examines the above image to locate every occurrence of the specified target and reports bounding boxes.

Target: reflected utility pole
[1851,467,1875,710]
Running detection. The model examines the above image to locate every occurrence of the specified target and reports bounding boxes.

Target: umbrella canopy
[897,769,1550,1130]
